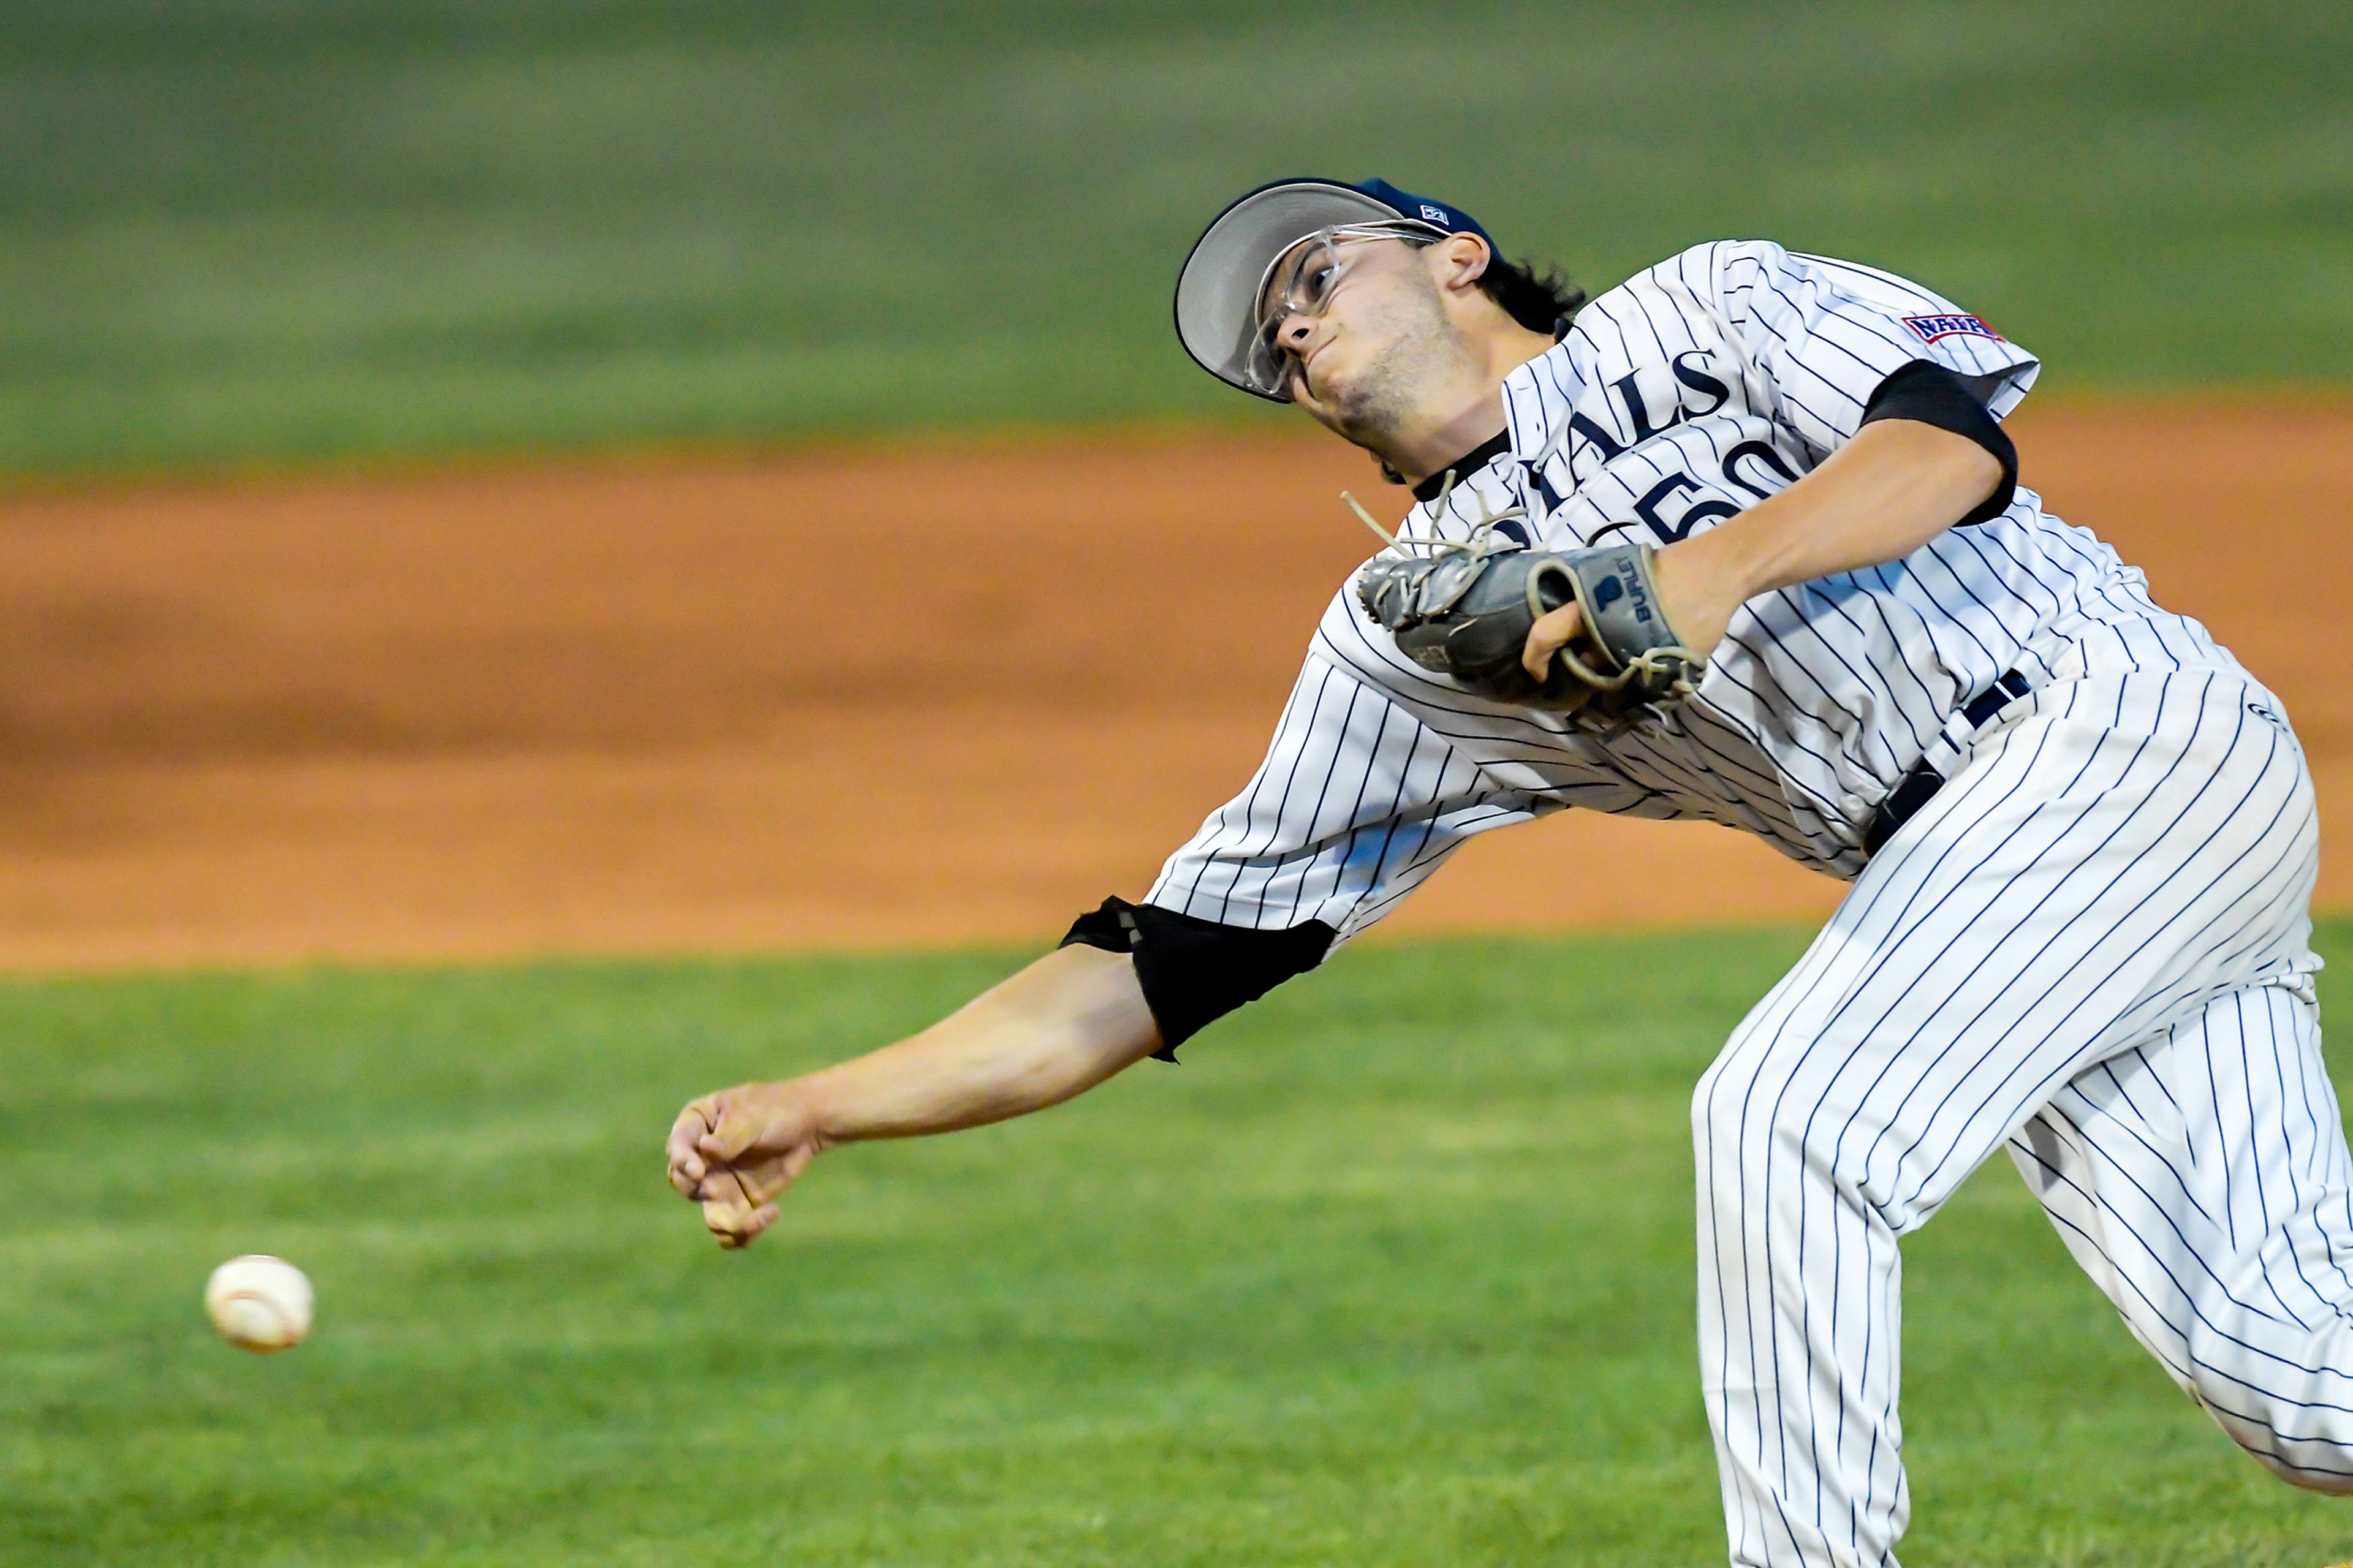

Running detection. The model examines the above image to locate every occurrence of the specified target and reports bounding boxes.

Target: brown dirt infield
[0,403,2346,971]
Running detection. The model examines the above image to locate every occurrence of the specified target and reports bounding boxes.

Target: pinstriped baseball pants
[1693,653,2344,1568]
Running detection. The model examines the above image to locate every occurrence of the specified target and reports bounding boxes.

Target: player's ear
[1431,233,1493,295]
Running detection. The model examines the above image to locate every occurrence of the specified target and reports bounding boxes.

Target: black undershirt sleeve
[1857,359,2019,527]
[1060,897,1335,1061]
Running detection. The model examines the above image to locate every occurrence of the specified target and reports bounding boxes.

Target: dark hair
[1476,248,1585,335]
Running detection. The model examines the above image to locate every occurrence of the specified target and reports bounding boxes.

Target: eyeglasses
[1245,222,1440,396]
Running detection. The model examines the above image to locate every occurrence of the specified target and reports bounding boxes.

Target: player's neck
[1379,319,1557,488]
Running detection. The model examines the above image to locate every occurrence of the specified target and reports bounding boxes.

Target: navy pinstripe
[1695,658,2330,1566]
[1139,238,2346,1562]
[1145,241,2192,927]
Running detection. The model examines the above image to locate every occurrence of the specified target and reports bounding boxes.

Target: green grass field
[4,928,2349,1566]
[4,0,2349,476]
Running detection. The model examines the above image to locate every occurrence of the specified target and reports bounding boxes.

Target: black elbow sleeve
[1060,897,1335,1061]
[1859,360,2018,527]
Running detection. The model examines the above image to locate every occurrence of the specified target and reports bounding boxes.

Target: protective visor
[1172,177,1491,403]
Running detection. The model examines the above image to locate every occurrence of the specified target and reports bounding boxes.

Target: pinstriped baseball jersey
[1146,239,2245,938]
[1151,201,2349,1566]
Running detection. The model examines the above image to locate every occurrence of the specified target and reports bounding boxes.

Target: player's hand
[666,1081,828,1249]
[1519,538,1738,684]
[1521,599,1586,684]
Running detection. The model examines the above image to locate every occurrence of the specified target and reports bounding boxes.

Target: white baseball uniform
[1145,240,2349,1564]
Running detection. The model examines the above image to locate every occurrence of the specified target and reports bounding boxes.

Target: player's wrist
[1650,528,1760,664]
[1672,503,1780,604]
[767,1072,850,1149]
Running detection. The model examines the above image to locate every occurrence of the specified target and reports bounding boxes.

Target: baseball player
[669,178,2352,1565]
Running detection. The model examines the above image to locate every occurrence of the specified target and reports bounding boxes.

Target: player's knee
[2279,1460,2353,1496]
[1692,1035,1920,1238]
[1691,1050,1748,1157]
[2198,1371,2353,1494]
[2221,1421,2353,1496]
[1689,1043,1793,1189]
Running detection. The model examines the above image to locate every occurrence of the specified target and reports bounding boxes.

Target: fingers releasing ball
[205,1255,313,1353]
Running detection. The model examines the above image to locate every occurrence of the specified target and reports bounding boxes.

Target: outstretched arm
[666,943,1160,1248]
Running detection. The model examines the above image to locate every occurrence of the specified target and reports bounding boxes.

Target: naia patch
[1903,312,2003,345]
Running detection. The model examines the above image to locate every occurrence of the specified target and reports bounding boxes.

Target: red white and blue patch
[1902,312,2003,345]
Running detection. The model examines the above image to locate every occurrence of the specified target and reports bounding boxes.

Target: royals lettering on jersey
[1145,239,2216,943]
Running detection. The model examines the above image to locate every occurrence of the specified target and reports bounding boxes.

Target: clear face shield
[1243,221,1441,398]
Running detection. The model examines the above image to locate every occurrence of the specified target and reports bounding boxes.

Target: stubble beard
[1317,271,1476,457]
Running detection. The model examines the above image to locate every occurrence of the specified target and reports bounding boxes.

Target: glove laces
[1340,468,1529,562]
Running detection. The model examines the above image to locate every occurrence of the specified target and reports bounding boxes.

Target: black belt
[1863,670,2034,858]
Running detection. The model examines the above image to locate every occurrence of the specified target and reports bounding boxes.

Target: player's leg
[1691,662,2319,1568]
[2010,981,2353,1492]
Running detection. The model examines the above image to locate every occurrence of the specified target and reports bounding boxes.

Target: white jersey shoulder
[1145,240,2224,942]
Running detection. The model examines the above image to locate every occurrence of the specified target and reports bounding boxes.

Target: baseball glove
[1354,539,1700,718]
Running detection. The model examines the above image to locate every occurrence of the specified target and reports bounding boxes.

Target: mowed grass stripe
[2,928,2349,1565]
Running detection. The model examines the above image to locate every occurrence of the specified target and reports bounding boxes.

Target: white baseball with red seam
[204,1255,313,1352]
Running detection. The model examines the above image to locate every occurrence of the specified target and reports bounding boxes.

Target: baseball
[204,1254,313,1352]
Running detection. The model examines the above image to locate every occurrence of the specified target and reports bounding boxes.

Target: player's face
[1257,235,1474,447]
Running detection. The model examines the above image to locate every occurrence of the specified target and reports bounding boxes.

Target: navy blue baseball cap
[1174,177,1494,403]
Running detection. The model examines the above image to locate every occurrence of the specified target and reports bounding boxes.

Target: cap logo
[1418,203,1449,224]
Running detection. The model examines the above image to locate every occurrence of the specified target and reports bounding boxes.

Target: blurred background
[6,6,2353,1566]
[7,0,2351,471]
